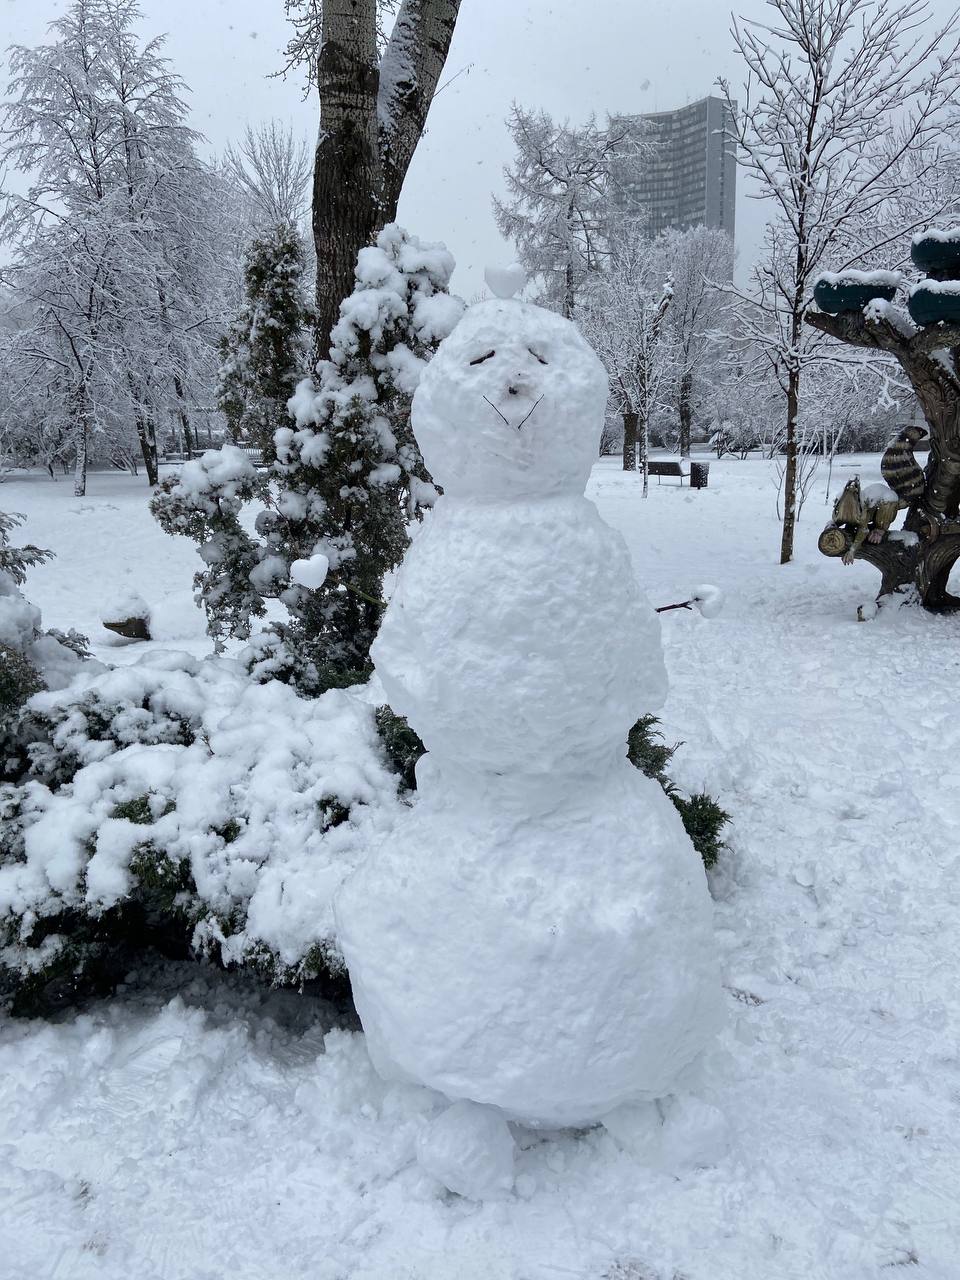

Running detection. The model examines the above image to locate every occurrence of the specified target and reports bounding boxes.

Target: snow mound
[0,569,89,691]
[100,588,150,624]
[692,584,724,618]
[2,652,403,982]
[863,482,899,505]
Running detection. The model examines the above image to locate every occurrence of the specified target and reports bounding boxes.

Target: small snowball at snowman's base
[416,1100,515,1200]
[857,599,880,622]
[657,1095,729,1172]
[604,1094,729,1174]
[602,1099,664,1164]
[289,553,330,590]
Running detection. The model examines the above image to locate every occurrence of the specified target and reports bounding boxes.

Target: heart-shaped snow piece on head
[484,263,527,300]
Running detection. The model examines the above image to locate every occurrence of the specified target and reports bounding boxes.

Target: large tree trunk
[72,383,90,497]
[135,415,159,486]
[639,409,649,498]
[779,366,800,564]
[563,261,575,319]
[312,0,462,361]
[622,410,637,471]
[678,369,693,458]
[173,374,194,457]
[73,419,88,497]
[313,1,381,362]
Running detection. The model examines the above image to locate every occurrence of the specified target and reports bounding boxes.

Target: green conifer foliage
[155,224,463,695]
[215,223,311,464]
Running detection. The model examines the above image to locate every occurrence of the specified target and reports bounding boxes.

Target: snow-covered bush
[216,222,311,463]
[0,512,92,776]
[0,651,406,1015]
[152,224,464,695]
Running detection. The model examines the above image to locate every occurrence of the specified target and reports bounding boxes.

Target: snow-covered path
[2,459,959,1279]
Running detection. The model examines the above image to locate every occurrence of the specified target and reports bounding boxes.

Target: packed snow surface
[3,457,960,1276]
[416,1100,516,1200]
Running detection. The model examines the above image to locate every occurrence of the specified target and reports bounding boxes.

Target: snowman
[335,269,725,1199]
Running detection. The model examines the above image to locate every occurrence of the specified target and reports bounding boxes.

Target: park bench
[648,460,688,485]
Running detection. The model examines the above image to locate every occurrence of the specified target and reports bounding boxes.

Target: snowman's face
[412,300,608,500]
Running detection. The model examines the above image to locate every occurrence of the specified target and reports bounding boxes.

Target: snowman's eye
[469,351,495,366]
[529,348,548,365]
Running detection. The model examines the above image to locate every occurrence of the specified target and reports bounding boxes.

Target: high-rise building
[613,96,737,242]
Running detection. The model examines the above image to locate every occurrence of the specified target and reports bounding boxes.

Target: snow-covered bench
[648,460,688,485]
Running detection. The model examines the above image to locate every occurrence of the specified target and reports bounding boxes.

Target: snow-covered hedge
[0,651,405,1013]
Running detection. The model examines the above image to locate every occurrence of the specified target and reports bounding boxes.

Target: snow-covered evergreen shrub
[626,714,730,868]
[152,224,464,695]
[151,447,268,648]
[216,222,311,464]
[0,651,405,1015]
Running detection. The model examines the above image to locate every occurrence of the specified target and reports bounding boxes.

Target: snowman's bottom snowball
[336,759,724,1129]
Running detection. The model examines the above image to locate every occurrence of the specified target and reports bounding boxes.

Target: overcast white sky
[4,0,959,296]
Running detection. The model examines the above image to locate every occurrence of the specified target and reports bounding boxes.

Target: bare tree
[650,227,734,457]
[581,232,674,494]
[719,0,960,564]
[280,0,463,357]
[224,121,312,228]
[494,107,650,318]
[0,0,233,493]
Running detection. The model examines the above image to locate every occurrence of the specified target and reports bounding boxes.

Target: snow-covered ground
[3,455,960,1280]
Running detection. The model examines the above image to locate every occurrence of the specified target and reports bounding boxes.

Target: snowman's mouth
[483,394,543,432]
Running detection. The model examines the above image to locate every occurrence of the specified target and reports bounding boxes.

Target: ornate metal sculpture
[810,235,960,612]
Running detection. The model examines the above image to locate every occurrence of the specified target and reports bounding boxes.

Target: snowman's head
[411,299,608,500]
